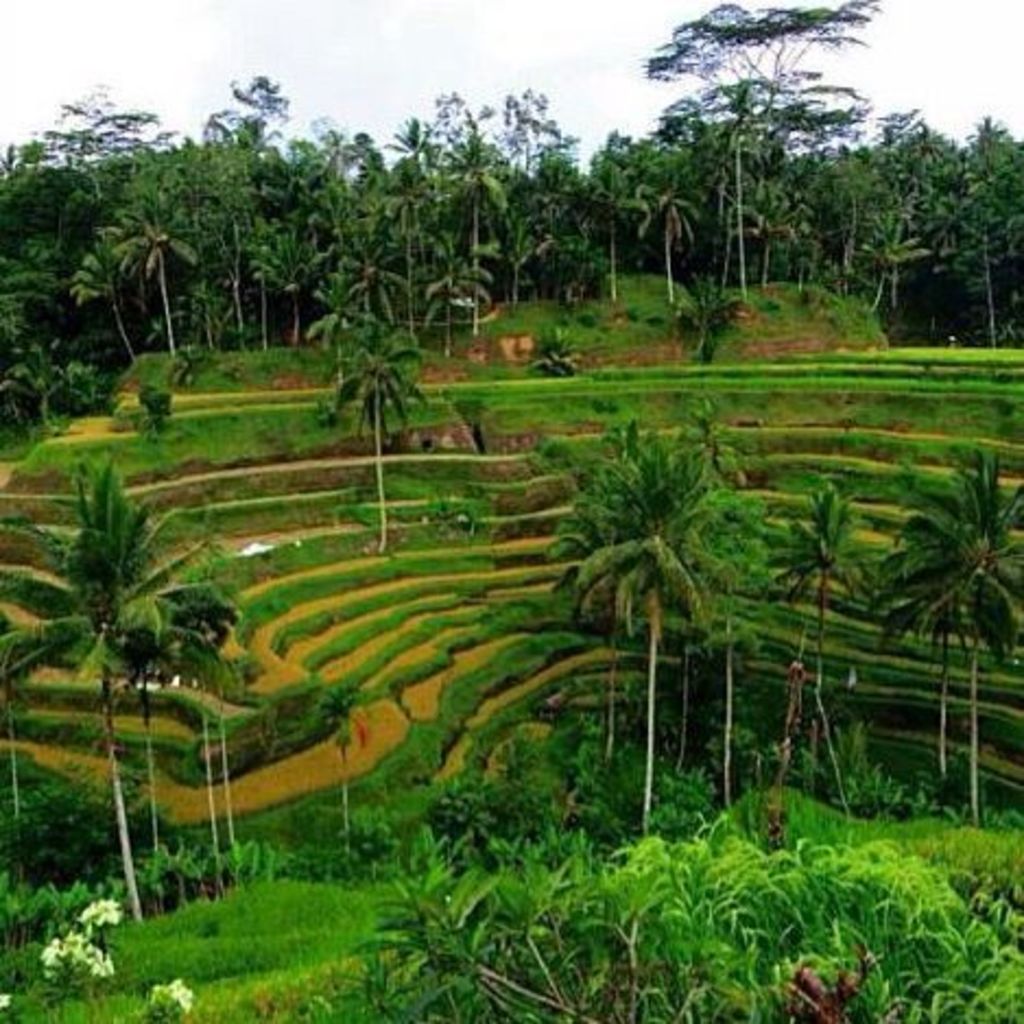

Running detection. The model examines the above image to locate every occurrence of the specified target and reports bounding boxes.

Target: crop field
[1,306,1022,832]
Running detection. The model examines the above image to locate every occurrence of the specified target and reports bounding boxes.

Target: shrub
[138,384,172,437]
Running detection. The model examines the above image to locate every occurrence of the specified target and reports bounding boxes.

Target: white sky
[4,1,1023,156]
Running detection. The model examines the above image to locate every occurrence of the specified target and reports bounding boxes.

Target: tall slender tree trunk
[445,299,453,359]
[983,233,997,348]
[405,233,416,337]
[472,198,481,338]
[260,279,269,351]
[157,250,176,357]
[872,276,885,313]
[663,226,674,305]
[231,220,245,335]
[969,636,981,826]
[142,686,159,854]
[103,676,143,922]
[815,583,849,815]
[609,222,618,303]
[219,707,235,849]
[512,264,520,310]
[291,292,301,347]
[735,141,748,300]
[642,598,661,836]
[676,645,690,771]
[724,616,734,807]
[342,777,351,857]
[202,715,223,897]
[110,297,136,363]
[938,631,950,778]
[374,395,388,554]
[605,642,618,763]
[6,699,19,819]
[761,240,771,289]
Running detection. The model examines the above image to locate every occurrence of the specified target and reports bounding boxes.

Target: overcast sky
[5,1,1024,156]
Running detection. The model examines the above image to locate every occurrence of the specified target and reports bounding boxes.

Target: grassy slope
[4,275,1024,833]
[18,796,1022,1023]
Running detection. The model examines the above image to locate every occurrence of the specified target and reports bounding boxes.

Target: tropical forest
[0,1,1022,1020]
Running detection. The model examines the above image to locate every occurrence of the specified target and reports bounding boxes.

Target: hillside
[0,279,1021,853]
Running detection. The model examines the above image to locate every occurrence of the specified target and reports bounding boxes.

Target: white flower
[150,979,195,1015]
[0,993,11,1012]
[78,898,124,934]
[41,931,115,982]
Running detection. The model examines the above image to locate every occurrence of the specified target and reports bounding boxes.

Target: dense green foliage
[3,1,1024,433]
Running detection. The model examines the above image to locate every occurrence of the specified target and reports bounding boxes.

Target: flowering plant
[78,899,123,936]
[41,931,115,984]
[145,979,195,1022]
[0,993,10,1012]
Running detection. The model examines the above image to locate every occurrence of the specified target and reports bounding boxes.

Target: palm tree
[71,233,136,362]
[116,188,197,356]
[571,424,712,833]
[320,683,361,853]
[675,279,741,364]
[386,160,428,335]
[344,234,407,326]
[424,234,492,357]
[337,320,423,554]
[883,510,965,780]
[258,228,321,345]
[1,465,231,920]
[890,455,1022,823]
[552,496,621,761]
[0,340,65,429]
[500,211,535,310]
[450,128,506,337]
[862,216,930,314]
[776,485,862,814]
[590,158,640,303]
[638,173,697,305]
[0,629,61,822]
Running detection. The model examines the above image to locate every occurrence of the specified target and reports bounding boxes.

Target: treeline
[2,2,1024,420]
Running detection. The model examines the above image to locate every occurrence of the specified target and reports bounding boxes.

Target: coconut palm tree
[776,484,862,813]
[450,128,506,336]
[589,157,641,303]
[115,188,197,356]
[552,494,622,761]
[0,340,65,429]
[883,511,966,780]
[344,234,407,326]
[320,682,361,853]
[71,232,136,362]
[638,173,697,306]
[337,320,423,554]
[890,454,1023,823]
[424,234,492,357]
[385,159,429,335]
[0,464,232,920]
[675,278,741,364]
[571,424,712,833]
[258,228,322,345]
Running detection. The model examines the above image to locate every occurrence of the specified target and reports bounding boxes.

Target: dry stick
[477,965,601,1024]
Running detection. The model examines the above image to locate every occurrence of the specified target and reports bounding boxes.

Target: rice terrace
[1,1,1023,1021]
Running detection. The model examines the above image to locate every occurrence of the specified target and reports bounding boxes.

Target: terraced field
[1,345,1022,826]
